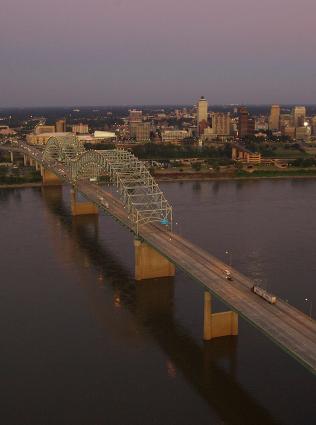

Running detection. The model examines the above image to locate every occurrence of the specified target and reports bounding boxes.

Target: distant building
[255,116,268,131]
[282,126,295,139]
[280,113,292,128]
[35,125,56,135]
[161,130,188,143]
[129,109,142,123]
[269,105,280,131]
[94,131,117,140]
[156,113,167,121]
[211,112,231,136]
[130,122,151,142]
[0,125,16,135]
[197,96,208,135]
[232,144,261,164]
[292,106,306,127]
[248,118,255,135]
[72,123,89,134]
[26,132,71,145]
[238,107,253,138]
[202,127,216,141]
[296,126,309,141]
[56,119,66,133]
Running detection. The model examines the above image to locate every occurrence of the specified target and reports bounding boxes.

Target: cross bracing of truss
[70,149,172,233]
[43,135,85,162]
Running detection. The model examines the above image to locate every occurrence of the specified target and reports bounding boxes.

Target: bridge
[2,137,316,374]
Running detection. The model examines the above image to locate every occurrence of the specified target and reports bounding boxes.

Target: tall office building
[197,96,208,135]
[292,106,306,127]
[269,105,280,131]
[56,119,66,132]
[238,107,250,138]
[130,122,151,142]
[211,112,231,136]
[129,109,143,123]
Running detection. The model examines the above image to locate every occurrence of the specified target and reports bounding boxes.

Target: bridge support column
[134,239,175,281]
[70,189,98,216]
[23,155,29,166]
[35,161,40,171]
[10,151,14,163]
[203,292,238,340]
[41,166,62,186]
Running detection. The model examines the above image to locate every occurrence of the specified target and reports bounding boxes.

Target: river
[0,180,315,425]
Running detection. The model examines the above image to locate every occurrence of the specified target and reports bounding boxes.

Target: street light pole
[305,298,313,320]
[225,250,232,267]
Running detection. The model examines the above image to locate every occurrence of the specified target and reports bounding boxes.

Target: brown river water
[0,179,315,425]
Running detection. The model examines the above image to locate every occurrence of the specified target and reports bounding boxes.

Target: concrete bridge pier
[10,151,14,163]
[134,239,176,281]
[203,292,238,340]
[70,188,99,216]
[41,166,63,186]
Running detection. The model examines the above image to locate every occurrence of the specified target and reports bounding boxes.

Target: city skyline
[1,0,316,107]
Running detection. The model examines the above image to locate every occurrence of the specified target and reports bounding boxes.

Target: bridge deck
[8,143,316,374]
[78,181,316,373]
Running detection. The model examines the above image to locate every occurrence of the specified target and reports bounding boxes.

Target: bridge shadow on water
[39,186,280,425]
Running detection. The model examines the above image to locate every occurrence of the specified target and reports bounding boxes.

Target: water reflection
[39,186,279,425]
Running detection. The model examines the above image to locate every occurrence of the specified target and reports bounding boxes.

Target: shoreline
[154,174,316,182]
[0,182,42,189]
[2,174,316,189]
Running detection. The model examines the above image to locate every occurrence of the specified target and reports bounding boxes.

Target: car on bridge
[224,269,232,281]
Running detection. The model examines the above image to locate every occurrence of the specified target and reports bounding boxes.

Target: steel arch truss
[71,149,173,232]
[43,135,84,162]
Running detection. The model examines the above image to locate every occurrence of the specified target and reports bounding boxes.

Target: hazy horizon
[1,103,316,111]
[1,0,315,107]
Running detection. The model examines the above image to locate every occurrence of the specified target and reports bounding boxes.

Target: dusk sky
[1,0,315,106]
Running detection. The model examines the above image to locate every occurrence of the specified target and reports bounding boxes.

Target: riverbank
[0,182,42,189]
[154,170,316,182]
[2,173,316,188]
[155,175,316,182]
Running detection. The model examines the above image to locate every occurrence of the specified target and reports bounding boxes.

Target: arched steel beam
[70,149,172,232]
[43,135,84,162]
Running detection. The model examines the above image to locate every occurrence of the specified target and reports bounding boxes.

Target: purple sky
[1,0,315,106]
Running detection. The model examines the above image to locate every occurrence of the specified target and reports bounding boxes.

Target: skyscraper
[211,112,231,136]
[130,122,151,142]
[238,107,250,138]
[197,96,208,135]
[129,109,143,123]
[292,106,306,127]
[269,105,280,131]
